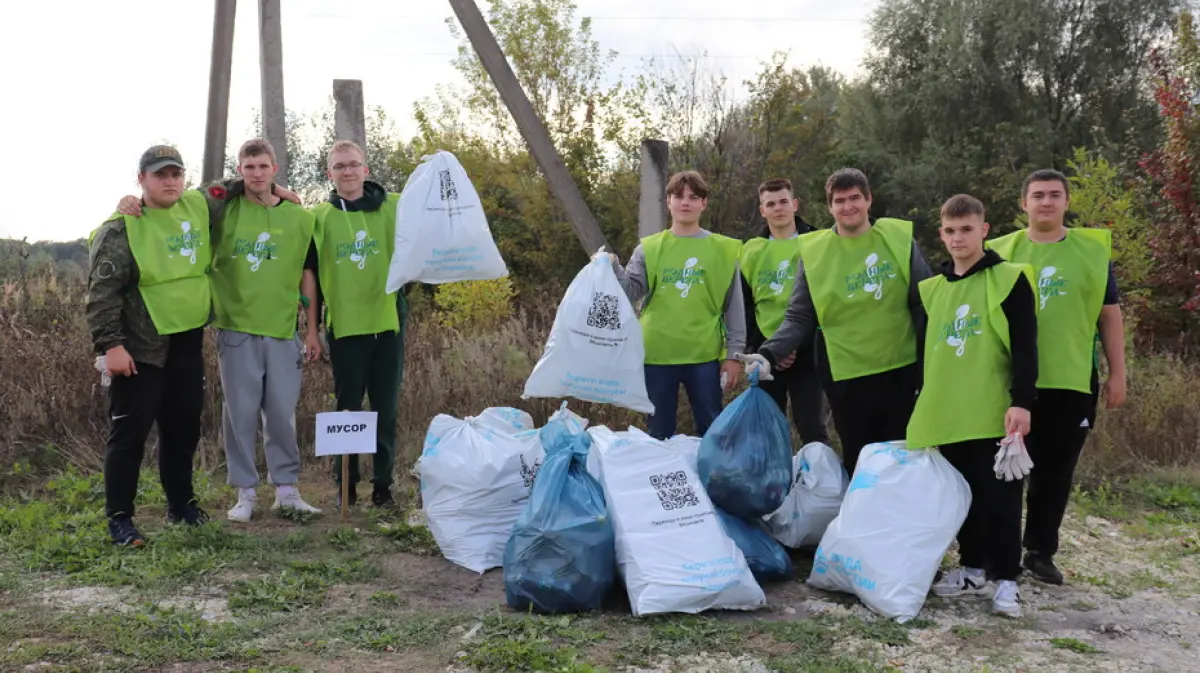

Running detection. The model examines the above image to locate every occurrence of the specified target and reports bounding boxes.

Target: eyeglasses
[330,161,363,173]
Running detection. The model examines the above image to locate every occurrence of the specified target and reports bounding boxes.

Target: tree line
[4,0,1197,350]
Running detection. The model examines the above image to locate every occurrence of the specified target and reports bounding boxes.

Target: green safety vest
[987,227,1110,394]
[312,194,401,337]
[640,231,742,365]
[123,189,213,335]
[740,236,800,339]
[211,199,315,339]
[796,218,916,381]
[905,261,1035,448]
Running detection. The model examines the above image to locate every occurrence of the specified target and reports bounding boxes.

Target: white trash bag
[522,256,654,414]
[386,150,508,290]
[807,441,970,622]
[591,426,765,616]
[465,406,535,436]
[416,412,544,574]
[763,442,848,549]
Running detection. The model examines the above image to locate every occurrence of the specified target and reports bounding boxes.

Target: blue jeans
[644,361,723,440]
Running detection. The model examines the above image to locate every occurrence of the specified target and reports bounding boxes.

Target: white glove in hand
[993,433,1033,481]
[733,353,774,381]
[591,245,617,264]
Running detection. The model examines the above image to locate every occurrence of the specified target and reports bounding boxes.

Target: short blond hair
[327,140,365,165]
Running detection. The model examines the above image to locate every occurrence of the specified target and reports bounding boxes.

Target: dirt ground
[6,476,1199,673]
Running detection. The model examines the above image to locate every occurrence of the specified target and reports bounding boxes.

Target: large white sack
[585,427,699,482]
[807,441,970,622]
[522,256,654,414]
[416,413,544,574]
[386,150,508,290]
[592,429,765,616]
[763,442,848,549]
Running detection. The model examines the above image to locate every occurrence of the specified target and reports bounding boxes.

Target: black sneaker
[108,514,146,547]
[1023,551,1064,585]
[166,500,211,526]
[371,485,396,508]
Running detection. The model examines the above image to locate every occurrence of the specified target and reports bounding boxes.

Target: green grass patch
[370,512,440,555]
[333,614,464,652]
[952,625,984,638]
[275,506,322,525]
[228,558,380,614]
[368,590,401,607]
[459,615,605,672]
[1049,637,1101,654]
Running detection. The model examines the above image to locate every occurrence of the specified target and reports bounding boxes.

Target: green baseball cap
[139,145,185,173]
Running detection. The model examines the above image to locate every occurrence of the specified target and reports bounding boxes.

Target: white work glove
[591,245,617,264]
[733,352,774,382]
[93,356,112,387]
[993,433,1033,482]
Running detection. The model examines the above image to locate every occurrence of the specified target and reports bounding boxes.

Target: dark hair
[666,170,710,199]
[825,168,871,205]
[1022,169,1070,199]
[940,194,986,220]
[758,177,793,196]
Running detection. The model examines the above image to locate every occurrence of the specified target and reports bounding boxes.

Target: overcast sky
[0,0,876,242]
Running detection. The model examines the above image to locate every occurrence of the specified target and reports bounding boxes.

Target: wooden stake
[341,458,349,522]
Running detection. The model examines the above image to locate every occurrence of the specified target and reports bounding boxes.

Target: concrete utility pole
[333,79,367,150]
[258,0,288,186]
[447,0,609,256]
[638,139,670,238]
[203,0,237,184]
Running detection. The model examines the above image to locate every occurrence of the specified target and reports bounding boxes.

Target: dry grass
[1,270,1197,492]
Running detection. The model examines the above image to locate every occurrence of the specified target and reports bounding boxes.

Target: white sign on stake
[315,411,378,457]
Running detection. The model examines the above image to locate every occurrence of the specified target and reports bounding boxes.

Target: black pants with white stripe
[1023,388,1098,558]
[103,329,205,519]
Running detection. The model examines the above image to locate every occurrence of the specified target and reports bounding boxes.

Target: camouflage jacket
[86,180,248,367]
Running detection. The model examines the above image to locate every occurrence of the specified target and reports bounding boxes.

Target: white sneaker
[993,580,1022,618]
[227,488,257,523]
[272,485,322,514]
[933,567,991,597]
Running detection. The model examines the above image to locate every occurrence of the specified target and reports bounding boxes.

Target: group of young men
[602,167,1126,618]
[86,138,406,547]
[88,141,1125,619]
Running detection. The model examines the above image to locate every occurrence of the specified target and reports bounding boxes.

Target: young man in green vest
[739,168,932,473]
[308,139,407,508]
[987,169,1127,585]
[599,170,744,440]
[908,194,1038,618]
[740,177,829,446]
[114,140,321,523]
[88,145,216,546]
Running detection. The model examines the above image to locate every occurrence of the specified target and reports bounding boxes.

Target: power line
[309,13,866,23]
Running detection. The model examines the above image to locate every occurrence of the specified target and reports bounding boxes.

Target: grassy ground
[1,468,1197,673]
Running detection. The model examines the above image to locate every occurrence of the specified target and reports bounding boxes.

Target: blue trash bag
[714,505,795,582]
[697,371,794,518]
[503,418,616,614]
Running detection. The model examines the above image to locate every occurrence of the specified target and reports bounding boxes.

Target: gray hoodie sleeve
[757,258,817,366]
[612,244,648,306]
[721,264,746,359]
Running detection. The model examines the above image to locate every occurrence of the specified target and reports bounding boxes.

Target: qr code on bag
[649,470,700,510]
[438,169,458,201]
[586,292,621,330]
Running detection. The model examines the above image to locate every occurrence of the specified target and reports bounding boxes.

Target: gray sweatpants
[216,329,304,488]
